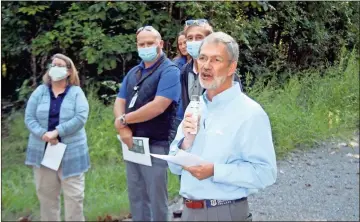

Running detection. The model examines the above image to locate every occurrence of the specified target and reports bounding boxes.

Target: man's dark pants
[125,144,169,221]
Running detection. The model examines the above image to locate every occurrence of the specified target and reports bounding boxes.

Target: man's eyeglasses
[136,26,155,36]
[197,54,234,66]
[185,19,209,27]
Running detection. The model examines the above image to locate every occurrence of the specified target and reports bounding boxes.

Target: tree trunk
[31,54,37,88]
[179,3,183,21]
[166,1,174,56]
[117,54,126,80]
[40,53,48,75]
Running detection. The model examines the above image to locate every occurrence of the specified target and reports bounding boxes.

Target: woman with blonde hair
[24,53,90,221]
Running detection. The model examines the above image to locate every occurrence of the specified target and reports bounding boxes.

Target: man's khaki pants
[33,166,85,221]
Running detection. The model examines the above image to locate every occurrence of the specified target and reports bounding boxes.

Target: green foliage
[84,88,123,163]
[2,1,359,102]
[18,4,49,15]
[246,49,359,157]
[99,80,121,104]
[15,79,34,104]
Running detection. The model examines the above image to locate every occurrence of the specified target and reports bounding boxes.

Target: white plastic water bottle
[188,95,200,134]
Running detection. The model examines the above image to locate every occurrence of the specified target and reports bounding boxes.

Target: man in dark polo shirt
[113,26,181,221]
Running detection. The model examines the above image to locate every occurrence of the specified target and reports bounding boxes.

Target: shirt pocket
[202,122,237,164]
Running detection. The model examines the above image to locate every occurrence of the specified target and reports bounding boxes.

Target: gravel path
[169,134,360,221]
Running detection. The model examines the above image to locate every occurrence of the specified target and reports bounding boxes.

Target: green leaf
[110,59,117,69]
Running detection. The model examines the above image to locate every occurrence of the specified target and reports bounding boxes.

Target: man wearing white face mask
[24,53,90,221]
[113,26,181,221]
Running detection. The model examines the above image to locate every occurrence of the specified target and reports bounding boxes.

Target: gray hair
[199,32,239,62]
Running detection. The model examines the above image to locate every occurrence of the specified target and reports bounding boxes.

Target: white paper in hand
[117,135,152,166]
[150,149,209,167]
[41,142,67,171]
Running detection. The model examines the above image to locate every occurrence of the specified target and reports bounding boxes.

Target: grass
[1,164,180,221]
[246,49,359,157]
[1,49,358,221]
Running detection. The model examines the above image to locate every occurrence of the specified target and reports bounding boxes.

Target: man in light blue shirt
[168,32,277,221]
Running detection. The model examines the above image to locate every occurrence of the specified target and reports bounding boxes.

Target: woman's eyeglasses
[185,19,208,26]
[48,64,69,68]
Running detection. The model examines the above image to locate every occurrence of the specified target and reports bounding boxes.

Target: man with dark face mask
[113,26,181,221]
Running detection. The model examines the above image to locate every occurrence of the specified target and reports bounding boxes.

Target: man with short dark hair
[113,26,181,221]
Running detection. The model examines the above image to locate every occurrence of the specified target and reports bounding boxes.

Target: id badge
[128,92,138,108]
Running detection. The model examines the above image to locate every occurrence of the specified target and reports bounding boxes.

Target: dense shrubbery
[1,1,359,104]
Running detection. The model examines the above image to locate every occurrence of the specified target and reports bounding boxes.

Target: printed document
[150,149,209,167]
[117,135,152,166]
[41,142,67,171]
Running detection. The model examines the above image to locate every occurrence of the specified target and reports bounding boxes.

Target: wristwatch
[117,114,127,127]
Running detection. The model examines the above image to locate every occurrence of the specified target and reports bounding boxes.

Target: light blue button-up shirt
[168,82,277,200]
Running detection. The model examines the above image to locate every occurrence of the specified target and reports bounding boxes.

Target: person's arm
[114,98,126,119]
[125,66,181,124]
[168,121,186,175]
[55,87,89,137]
[169,110,199,175]
[112,75,133,148]
[114,75,128,120]
[213,113,277,189]
[24,85,48,139]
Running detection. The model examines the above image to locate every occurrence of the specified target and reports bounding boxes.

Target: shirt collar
[202,81,241,107]
[49,84,71,98]
[180,56,187,63]
[192,61,198,75]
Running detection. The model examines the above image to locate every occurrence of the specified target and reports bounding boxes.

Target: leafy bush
[247,49,359,156]
[1,1,359,101]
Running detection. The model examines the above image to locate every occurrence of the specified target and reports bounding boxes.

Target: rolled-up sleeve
[24,85,47,139]
[56,87,89,137]
[213,113,277,190]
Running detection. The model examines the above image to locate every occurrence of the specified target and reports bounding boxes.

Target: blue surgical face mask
[138,46,158,62]
[49,66,68,81]
[186,40,203,59]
